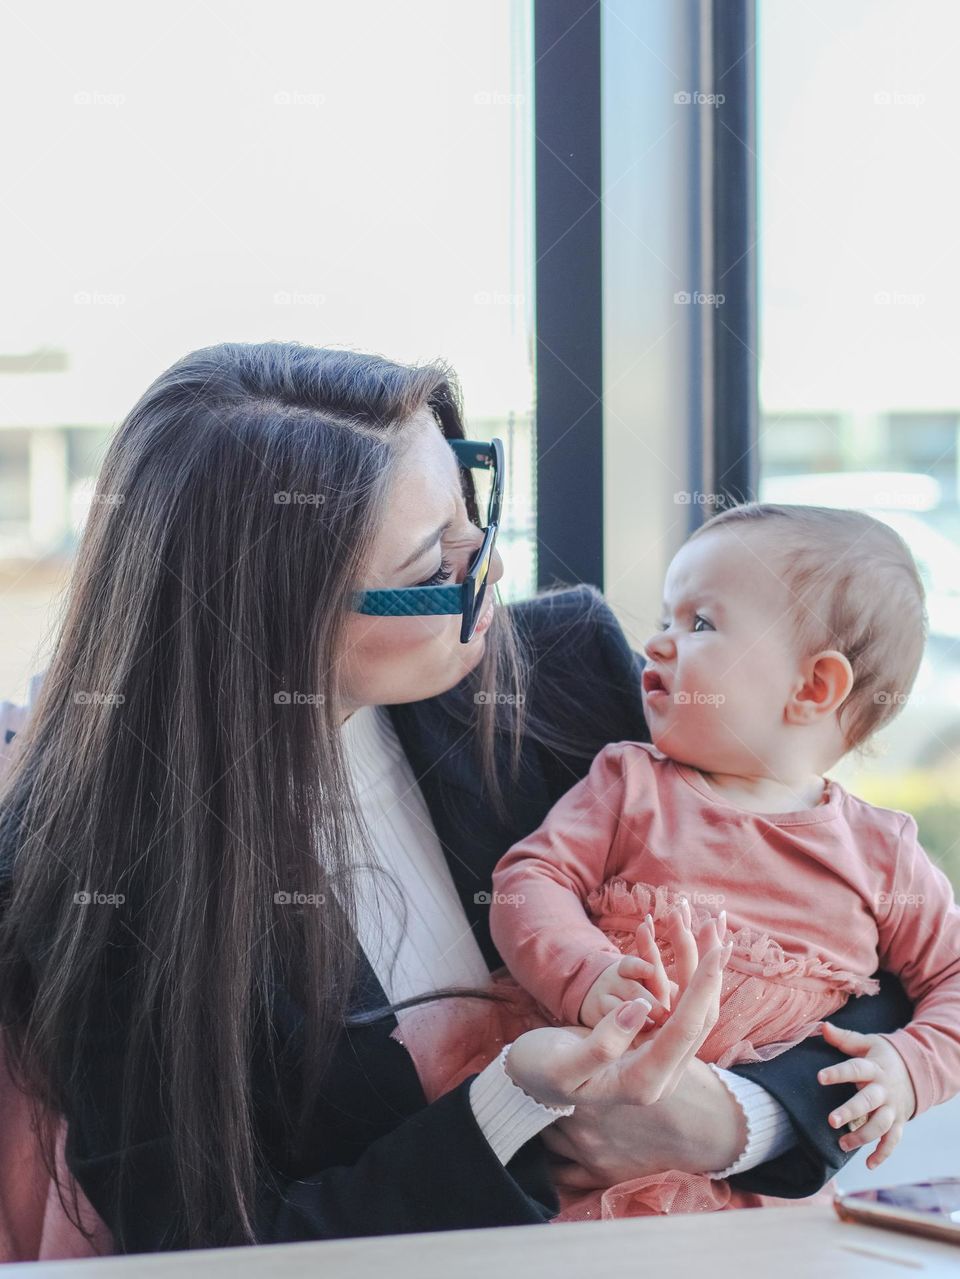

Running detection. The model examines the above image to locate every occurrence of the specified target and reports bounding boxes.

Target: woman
[0,342,912,1254]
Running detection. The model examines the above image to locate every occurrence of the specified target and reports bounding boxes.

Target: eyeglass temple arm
[449,439,496,470]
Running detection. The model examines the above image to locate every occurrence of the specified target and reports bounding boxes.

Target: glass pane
[758,0,960,895]
[0,1,535,700]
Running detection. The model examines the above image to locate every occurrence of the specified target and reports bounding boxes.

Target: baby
[399,503,960,1220]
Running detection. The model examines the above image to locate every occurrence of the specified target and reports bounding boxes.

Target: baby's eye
[692,614,714,632]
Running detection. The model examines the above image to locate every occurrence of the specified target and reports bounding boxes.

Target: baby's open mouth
[641,668,670,696]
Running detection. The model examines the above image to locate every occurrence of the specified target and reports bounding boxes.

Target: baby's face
[641,529,804,774]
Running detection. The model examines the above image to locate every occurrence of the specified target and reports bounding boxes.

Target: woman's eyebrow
[393,519,454,573]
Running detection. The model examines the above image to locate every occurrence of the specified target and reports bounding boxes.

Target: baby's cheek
[651,697,731,763]
[649,704,704,754]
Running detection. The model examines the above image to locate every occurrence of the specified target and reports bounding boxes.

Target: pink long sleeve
[490,743,632,1025]
[876,813,960,1115]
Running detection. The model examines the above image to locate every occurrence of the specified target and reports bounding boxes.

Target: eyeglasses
[352,437,504,644]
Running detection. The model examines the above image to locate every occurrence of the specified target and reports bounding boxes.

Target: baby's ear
[785,650,854,725]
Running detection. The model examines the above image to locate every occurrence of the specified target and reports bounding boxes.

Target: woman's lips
[471,601,494,638]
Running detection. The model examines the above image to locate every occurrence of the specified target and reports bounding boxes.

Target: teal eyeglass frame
[353,437,504,644]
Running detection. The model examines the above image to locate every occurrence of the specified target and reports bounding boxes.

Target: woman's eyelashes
[415,522,482,587]
[418,557,454,587]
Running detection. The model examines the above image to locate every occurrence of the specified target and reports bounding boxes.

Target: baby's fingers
[595,988,658,1026]
[867,1121,904,1171]
[829,1080,887,1131]
[602,960,667,1019]
[819,1056,880,1090]
[839,1104,895,1154]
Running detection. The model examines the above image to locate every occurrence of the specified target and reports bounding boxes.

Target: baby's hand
[578,908,692,1029]
[817,1022,917,1170]
[579,955,665,1029]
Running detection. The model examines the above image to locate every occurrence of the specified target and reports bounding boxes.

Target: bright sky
[3,1,957,427]
[0,0,534,427]
[759,0,960,413]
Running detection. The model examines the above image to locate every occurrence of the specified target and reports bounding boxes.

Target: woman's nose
[488,546,505,588]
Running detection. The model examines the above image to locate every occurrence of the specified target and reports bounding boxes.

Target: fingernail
[718,910,727,932]
[617,998,652,1028]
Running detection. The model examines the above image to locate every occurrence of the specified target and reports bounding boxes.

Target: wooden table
[7,1205,958,1277]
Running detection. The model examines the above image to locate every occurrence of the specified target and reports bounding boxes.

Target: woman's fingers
[664,902,699,990]
[555,912,734,1105]
[562,998,654,1093]
[632,921,674,1011]
[654,930,728,1096]
[613,939,730,1103]
[694,912,725,959]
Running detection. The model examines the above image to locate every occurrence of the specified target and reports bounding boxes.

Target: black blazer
[49,586,911,1252]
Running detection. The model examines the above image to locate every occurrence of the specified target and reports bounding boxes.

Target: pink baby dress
[393,740,960,1222]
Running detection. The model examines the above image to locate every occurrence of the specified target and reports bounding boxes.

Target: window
[758,0,960,892]
[0,1,536,699]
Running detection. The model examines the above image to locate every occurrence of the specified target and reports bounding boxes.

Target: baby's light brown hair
[689,502,928,756]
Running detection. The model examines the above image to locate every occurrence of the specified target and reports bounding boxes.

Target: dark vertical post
[711,0,759,507]
[534,0,604,589]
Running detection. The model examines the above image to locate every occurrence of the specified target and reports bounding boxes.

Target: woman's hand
[540,1057,749,1186]
[504,912,731,1109]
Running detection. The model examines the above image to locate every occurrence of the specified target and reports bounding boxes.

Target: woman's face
[337,411,504,715]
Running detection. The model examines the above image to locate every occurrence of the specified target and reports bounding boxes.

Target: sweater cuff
[469,1044,575,1166]
[879,1028,932,1116]
[560,950,625,1025]
[705,1064,797,1178]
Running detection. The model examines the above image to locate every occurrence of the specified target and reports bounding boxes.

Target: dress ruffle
[587,878,880,998]
[554,1172,838,1222]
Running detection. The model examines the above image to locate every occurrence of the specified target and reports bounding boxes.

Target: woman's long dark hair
[0,342,544,1249]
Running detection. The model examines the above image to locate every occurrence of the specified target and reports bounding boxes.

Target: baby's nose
[643,629,672,660]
